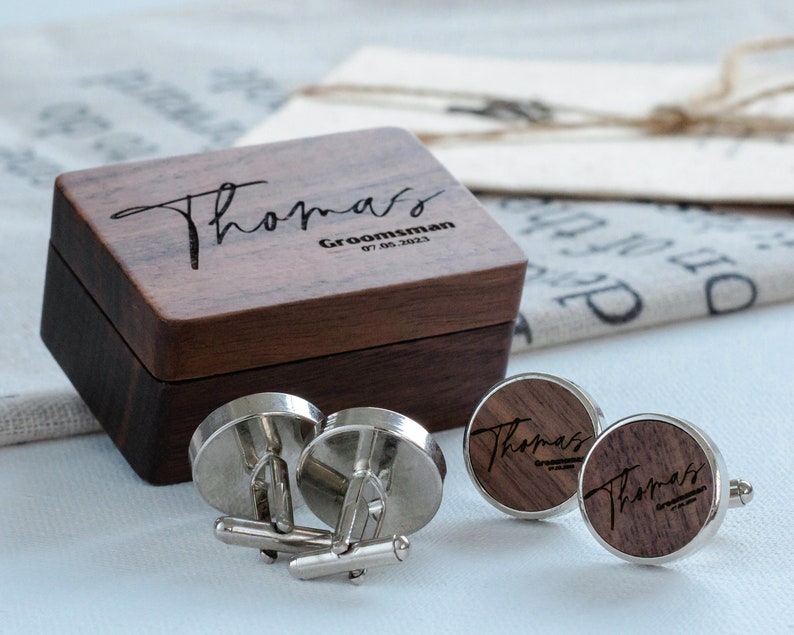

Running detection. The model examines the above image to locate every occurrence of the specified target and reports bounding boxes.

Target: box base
[42,244,514,484]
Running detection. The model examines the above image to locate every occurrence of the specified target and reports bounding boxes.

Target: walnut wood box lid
[50,128,527,381]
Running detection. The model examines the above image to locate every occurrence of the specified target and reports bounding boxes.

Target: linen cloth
[2,0,794,446]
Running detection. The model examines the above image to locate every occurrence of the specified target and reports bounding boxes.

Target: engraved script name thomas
[583,462,706,530]
[471,417,592,472]
[110,180,444,270]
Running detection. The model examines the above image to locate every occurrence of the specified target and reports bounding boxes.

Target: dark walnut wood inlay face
[467,377,597,513]
[580,418,715,559]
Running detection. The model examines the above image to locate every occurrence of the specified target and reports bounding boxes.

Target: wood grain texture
[467,377,597,513]
[50,127,526,380]
[42,245,514,484]
[580,418,715,559]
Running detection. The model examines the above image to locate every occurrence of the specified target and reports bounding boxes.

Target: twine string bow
[298,36,794,144]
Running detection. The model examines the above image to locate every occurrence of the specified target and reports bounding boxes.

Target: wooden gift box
[41,128,527,484]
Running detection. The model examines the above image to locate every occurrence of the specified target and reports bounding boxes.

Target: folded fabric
[482,197,794,352]
[238,46,794,204]
[0,391,100,446]
[2,14,793,448]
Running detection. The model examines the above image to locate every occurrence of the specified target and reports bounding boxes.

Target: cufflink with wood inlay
[578,413,753,564]
[464,373,605,519]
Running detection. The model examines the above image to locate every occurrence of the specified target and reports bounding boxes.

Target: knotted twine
[297,36,794,144]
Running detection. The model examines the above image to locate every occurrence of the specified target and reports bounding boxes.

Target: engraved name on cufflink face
[579,415,721,562]
[464,373,603,519]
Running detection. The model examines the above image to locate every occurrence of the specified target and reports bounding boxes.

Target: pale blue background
[0,0,202,28]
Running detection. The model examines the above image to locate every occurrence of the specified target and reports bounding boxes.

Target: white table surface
[1,1,792,633]
[3,302,792,634]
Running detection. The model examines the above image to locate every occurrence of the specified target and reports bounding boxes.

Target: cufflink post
[291,408,446,582]
[729,478,754,508]
[189,393,325,563]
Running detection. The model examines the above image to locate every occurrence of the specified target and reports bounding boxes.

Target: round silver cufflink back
[298,407,447,536]
[189,392,324,523]
[578,413,753,564]
[189,393,327,561]
[464,373,604,519]
[291,407,447,581]
[190,398,446,582]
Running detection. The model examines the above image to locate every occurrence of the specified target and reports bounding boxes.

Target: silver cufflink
[578,413,753,564]
[291,407,446,581]
[189,396,446,582]
[464,373,754,564]
[463,373,604,519]
[189,393,327,563]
